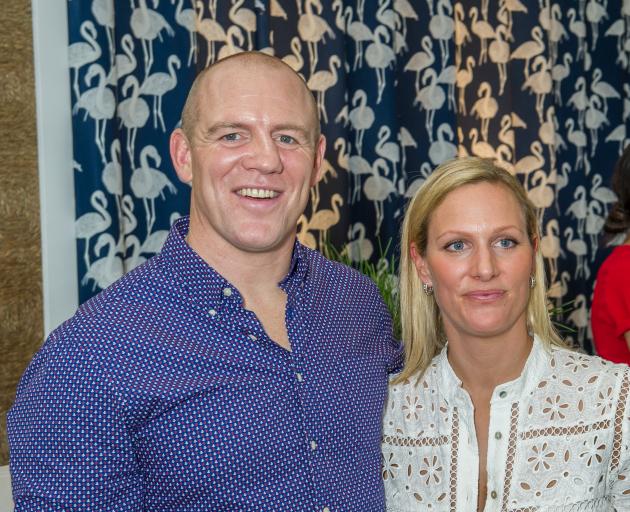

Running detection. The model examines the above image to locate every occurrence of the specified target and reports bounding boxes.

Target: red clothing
[592,245,630,364]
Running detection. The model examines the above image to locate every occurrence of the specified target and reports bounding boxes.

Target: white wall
[32,0,78,336]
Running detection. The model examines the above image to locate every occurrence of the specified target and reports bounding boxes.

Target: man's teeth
[237,188,279,199]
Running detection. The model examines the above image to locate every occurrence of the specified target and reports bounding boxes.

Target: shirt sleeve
[599,260,630,339]
[610,368,630,507]
[8,331,143,511]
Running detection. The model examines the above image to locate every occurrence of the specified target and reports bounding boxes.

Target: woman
[591,145,630,364]
[383,157,630,511]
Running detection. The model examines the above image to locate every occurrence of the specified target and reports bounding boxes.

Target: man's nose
[242,135,282,173]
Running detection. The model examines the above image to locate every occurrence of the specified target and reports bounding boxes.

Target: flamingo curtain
[68,0,630,354]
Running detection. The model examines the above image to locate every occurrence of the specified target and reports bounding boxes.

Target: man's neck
[185,225,294,299]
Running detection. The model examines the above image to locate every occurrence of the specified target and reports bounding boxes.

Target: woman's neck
[446,329,533,394]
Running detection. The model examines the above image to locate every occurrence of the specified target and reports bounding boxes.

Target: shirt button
[495,432,502,440]
[222,287,232,297]
[310,440,317,450]
[296,372,303,382]
[490,490,498,499]
[248,334,257,342]
[499,390,507,398]
[208,308,217,317]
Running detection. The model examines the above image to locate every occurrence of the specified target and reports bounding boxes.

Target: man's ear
[170,128,193,184]
[310,134,327,186]
[410,242,432,286]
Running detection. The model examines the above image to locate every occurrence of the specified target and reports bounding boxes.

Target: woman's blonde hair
[397,157,565,382]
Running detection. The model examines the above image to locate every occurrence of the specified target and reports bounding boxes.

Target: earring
[529,275,536,289]
[423,282,433,295]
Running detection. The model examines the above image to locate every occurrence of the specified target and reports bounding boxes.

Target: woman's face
[411,181,535,341]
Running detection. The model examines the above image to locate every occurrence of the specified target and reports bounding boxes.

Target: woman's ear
[410,242,432,287]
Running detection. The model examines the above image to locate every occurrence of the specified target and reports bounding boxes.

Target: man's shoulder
[53,254,179,344]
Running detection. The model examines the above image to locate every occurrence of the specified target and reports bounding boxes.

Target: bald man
[9,53,402,511]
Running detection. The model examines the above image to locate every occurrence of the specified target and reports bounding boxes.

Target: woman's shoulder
[547,345,629,384]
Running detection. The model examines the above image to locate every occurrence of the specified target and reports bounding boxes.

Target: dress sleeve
[8,332,143,511]
[603,262,630,339]
[610,367,630,508]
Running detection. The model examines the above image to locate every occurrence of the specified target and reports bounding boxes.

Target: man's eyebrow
[204,122,247,137]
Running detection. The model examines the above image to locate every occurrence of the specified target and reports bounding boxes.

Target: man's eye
[278,135,296,144]
[446,240,465,251]
[222,133,241,142]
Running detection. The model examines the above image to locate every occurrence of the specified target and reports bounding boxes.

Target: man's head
[170,52,326,258]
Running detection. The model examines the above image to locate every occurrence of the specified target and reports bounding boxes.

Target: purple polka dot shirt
[8,217,402,511]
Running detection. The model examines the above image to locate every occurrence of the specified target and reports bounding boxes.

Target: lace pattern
[382,338,630,511]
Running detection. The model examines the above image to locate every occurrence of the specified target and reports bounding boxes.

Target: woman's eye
[446,240,465,251]
[497,238,517,249]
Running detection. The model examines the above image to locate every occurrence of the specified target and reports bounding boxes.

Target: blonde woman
[383,157,630,511]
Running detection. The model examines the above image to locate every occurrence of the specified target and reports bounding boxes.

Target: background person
[9,52,402,511]
[383,157,630,510]
[591,144,630,365]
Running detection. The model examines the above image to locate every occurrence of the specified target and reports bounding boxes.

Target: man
[9,52,402,511]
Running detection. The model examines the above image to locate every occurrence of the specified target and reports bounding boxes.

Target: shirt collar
[159,216,309,310]
[435,334,550,406]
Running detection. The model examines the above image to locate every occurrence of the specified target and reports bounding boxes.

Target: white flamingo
[130,0,175,78]
[567,294,589,344]
[568,77,588,128]
[567,186,588,236]
[365,26,396,104]
[342,5,373,70]
[565,227,589,280]
[429,123,457,165]
[131,145,178,235]
[394,0,419,36]
[470,81,498,142]
[68,20,101,102]
[551,52,572,104]
[82,233,124,291]
[102,139,123,226]
[217,26,244,60]
[298,0,335,75]
[229,0,256,50]
[567,8,587,60]
[107,34,137,85]
[469,6,494,64]
[363,158,397,235]
[489,24,510,95]
[91,0,115,69]
[454,2,471,65]
[510,25,545,79]
[307,55,341,124]
[172,0,197,66]
[469,127,497,159]
[308,193,344,246]
[456,55,475,114]
[547,270,570,306]
[591,68,620,115]
[586,199,605,260]
[195,0,227,67]
[404,36,435,93]
[429,0,454,63]
[415,68,446,141]
[375,125,400,176]
[342,223,374,262]
[522,55,552,123]
[348,154,373,203]
[540,218,565,282]
[76,190,112,269]
[591,174,617,216]
[585,94,609,155]
[514,140,545,190]
[282,37,304,73]
[565,118,587,172]
[528,170,554,224]
[117,75,150,167]
[73,63,116,165]
[586,0,608,50]
[140,54,181,132]
[348,89,374,155]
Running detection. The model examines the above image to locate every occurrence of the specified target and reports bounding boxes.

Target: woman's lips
[465,290,505,301]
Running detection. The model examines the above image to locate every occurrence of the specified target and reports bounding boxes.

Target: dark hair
[604,144,630,236]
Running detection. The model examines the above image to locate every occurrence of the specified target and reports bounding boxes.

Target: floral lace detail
[382,339,630,511]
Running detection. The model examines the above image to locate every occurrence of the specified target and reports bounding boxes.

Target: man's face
[172,61,325,256]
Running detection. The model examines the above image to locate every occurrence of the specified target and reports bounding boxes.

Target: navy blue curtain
[68,0,630,353]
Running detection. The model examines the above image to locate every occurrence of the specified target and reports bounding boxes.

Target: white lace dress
[382,336,630,511]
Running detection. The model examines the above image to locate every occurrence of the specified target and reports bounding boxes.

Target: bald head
[180,52,320,144]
